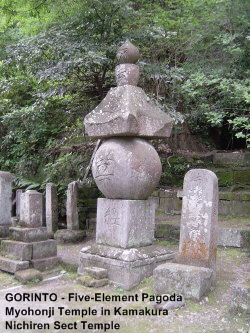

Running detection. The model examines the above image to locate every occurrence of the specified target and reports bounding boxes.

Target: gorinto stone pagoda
[78,40,174,289]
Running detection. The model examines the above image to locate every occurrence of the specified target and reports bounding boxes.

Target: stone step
[77,275,109,288]
[79,267,108,280]
[1,240,32,261]
[0,256,29,274]
[15,269,43,284]
[155,222,250,248]
[31,256,59,271]
[9,227,48,242]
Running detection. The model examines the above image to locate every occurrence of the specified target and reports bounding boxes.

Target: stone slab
[46,183,58,234]
[20,190,44,227]
[54,229,86,243]
[32,239,57,259]
[1,240,32,261]
[177,169,218,275]
[79,266,108,280]
[0,171,14,226]
[15,269,43,284]
[77,276,109,288]
[9,227,48,242]
[230,280,250,313]
[66,182,79,230]
[0,256,29,274]
[78,244,175,290]
[153,263,213,301]
[96,198,155,248]
[31,256,58,271]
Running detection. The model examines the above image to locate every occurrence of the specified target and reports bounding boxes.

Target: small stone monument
[78,41,175,290]
[0,171,14,239]
[46,183,58,234]
[0,190,58,274]
[154,169,218,300]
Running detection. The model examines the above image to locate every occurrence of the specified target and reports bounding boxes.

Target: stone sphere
[92,137,162,199]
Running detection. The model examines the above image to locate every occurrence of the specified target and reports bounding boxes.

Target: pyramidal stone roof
[84,41,173,139]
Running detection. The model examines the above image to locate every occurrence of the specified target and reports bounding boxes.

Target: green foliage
[0,0,249,187]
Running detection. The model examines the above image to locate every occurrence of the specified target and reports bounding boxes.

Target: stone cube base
[153,263,213,300]
[78,244,175,290]
[96,198,155,248]
[0,256,29,274]
[1,240,32,261]
[10,227,48,242]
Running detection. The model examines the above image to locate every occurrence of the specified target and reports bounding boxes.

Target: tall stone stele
[78,41,175,290]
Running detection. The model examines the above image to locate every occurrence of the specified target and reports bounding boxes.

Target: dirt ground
[0,239,249,333]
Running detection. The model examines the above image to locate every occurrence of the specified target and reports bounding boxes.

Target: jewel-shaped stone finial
[116,40,140,86]
[116,40,139,64]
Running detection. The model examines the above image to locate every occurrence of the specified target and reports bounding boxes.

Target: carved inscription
[94,151,114,182]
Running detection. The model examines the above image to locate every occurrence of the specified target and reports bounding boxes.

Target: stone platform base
[78,244,175,290]
[0,256,29,273]
[153,263,213,301]
[230,280,250,313]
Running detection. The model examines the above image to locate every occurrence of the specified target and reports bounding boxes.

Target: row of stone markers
[0,173,60,280]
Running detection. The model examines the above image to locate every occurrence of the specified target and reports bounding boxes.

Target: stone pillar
[46,183,58,234]
[0,171,14,226]
[177,169,218,272]
[20,190,43,228]
[15,189,23,218]
[66,182,79,230]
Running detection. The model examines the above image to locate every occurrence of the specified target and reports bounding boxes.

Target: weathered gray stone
[54,229,86,243]
[0,171,14,226]
[15,189,23,218]
[218,227,244,247]
[66,182,79,230]
[153,263,213,301]
[1,240,32,261]
[10,227,48,243]
[92,138,162,199]
[115,63,139,86]
[79,266,108,279]
[78,244,175,290]
[0,256,29,273]
[0,225,10,238]
[46,183,58,234]
[15,269,43,283]
[32,239,57,259]
[84,85,173,138]
[213,152,246,165]
[177,169,218,274]
[116,40,139,64]
[77,276,109,288]
[31,256,58,271]
[230,280,250,313]
[96,198,155,248]
[20,190,43,227]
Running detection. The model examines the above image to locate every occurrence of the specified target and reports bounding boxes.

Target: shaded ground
[0,238,249,333]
